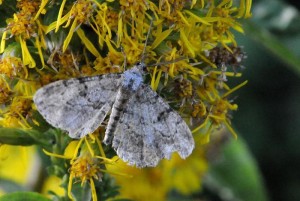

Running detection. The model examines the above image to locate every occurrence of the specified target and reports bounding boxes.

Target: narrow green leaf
[0,127,57,147]
[0,192,51,201]
[243,21,300,76]
[0,128,37,145]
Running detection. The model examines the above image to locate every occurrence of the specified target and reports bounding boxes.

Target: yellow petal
[64,141,80,159]
[180,29,195,57]
[63,18,78,52]
[184,10,210,25]
[150,66,162,91]
[34,0,48,20]
[90,179,98,201]
[41,176,65,197]
[151,28,172,49]
[56,0,67,32]
[224,120,238,139]
[0,31,7,53]
[35,37,45,67]
[76,28,100,57]
[222,80,248,98]
[68,173,75,201]
[19,36,36,69]
[245,0,253,18]
[45,10,71,33]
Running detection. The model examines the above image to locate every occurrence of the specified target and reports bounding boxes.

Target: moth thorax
[123,67,144,91]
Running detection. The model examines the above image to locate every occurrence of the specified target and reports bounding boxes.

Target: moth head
[135,61,147,72]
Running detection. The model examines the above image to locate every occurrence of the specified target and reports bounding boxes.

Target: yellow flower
[1,0,47,68]
[41,176,65,198]
[68,153,102,201]
[49,0,98,52]
[6,13,37,40]
[0,0,253,199]
[107,161,169,201]
[162,149,208,195]
[16,0,40,15]
[175,78,193,98]
[0,145,38,195]
[0,56,26,78]
[43,135,119,201]
[0,77,12,104]
[192,80,248,143]
[120,0,150,14]
[0,97,33,128]
[92,4,118,46]
[108,146,208,200]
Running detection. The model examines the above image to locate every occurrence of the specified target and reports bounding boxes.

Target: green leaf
[0,179,26,193]
[1,42,22,58]
[0,128,37,145]
[0,127,58,147]
[70,182,91,201]
[0,0,18,27]
[243,21,300,76]
[206,137,269,201]
[27,128,57,148]
[0,192,51,201]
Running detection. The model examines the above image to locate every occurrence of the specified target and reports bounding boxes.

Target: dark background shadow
[233,1,300,200]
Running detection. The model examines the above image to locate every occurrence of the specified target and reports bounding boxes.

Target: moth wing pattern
[112,84,195,167]
[34,74,123,138]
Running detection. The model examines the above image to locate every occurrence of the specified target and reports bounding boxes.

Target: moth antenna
[147,56,188,67]
[141,20,153,63]
[120,45,127,71]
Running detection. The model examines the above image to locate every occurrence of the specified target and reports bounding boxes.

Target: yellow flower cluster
[0,0,252,200]
[108,141,208,200]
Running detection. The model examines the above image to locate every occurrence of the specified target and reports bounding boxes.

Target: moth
[34,25,195,167]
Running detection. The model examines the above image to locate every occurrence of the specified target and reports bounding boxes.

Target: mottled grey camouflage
[34,62,194,167]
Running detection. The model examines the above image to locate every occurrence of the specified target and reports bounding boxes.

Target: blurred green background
[231,0,300,200]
